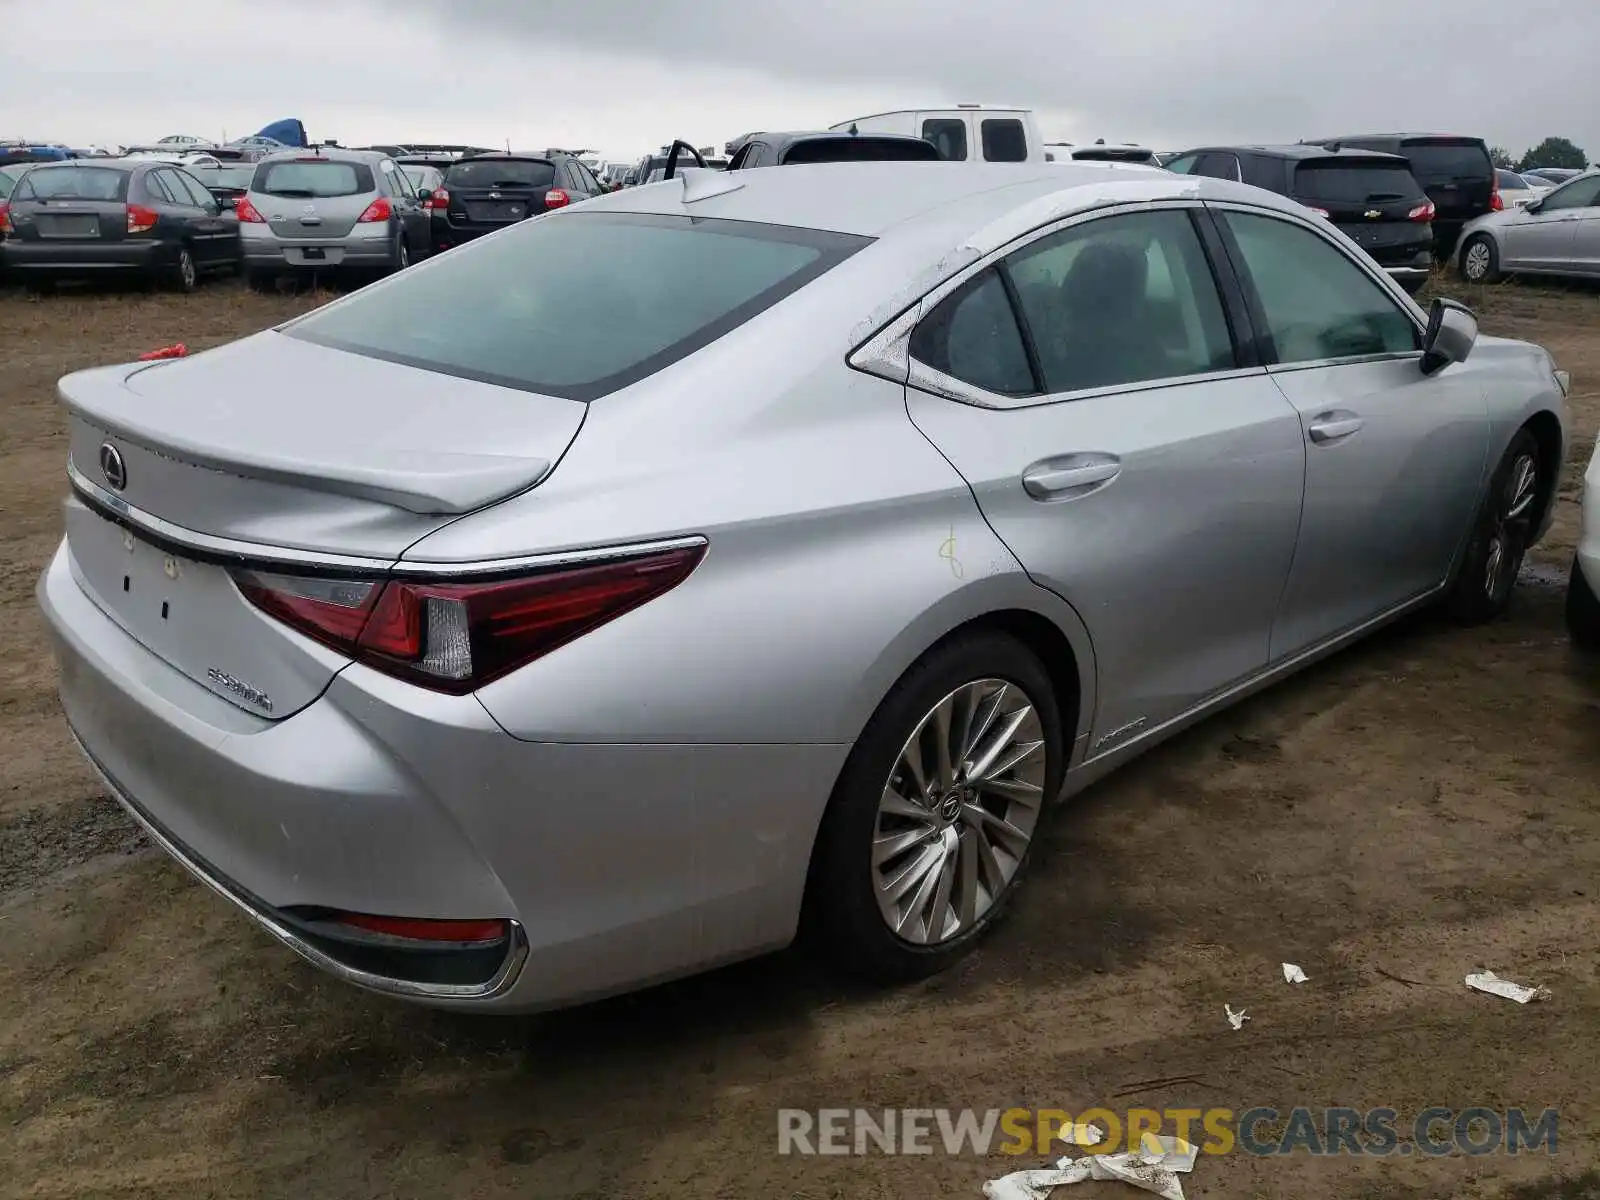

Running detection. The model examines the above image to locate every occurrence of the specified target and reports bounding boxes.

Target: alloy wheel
[1463,240,1491,282]
[1484,451,1538,601]
[872,678,1047,945]
[179,251,196,291]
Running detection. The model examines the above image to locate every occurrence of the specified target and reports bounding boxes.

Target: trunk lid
[441,157,557,228]
[59,332,588,718]
[9,165,131,243]
[249,157,377,239]
[1401,138,1494,223]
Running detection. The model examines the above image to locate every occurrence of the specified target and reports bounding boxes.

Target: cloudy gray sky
[3,0,1595,164]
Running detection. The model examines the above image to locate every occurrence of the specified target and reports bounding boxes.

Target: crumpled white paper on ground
[1225,1003,1250,1030]
[1465,970,1551,1004]
[983,1136,1199,1200]
[1282,963,1309,984]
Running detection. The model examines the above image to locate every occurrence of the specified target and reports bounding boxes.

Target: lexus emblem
[98,442,127,491]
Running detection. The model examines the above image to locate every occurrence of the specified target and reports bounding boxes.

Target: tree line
[1488,137,1588,172]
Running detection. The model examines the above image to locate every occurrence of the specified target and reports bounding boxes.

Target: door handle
[1021,454,1122,500]
[1307,412,1364,444]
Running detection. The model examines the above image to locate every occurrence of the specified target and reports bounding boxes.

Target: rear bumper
[0,239,165,272]
[430,214,526,249]
[37,536,843,1011]
[240,227,393,270]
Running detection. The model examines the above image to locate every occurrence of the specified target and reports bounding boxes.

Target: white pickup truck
[829,105,1046,164]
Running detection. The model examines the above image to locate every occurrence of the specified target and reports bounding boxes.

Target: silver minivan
[235,147,428,286]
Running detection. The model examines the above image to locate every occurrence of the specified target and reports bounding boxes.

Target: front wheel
[1567,557,1600,651]
[1445,429,1541,623]
[1460,234,1500,284]
[802,632,1065,983]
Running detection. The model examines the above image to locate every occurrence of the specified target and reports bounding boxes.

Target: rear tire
[1567,557,1600,652]
[1445,429,1541,624]
[1460,234,1500,284]
[168,247,199,294]
[801,632,1065,984]
[392,231,410,274]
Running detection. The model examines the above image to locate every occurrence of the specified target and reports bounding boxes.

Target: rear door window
[1401,140,1492,183]
[921,118,968,162]
[172,170,217,208]
[1292,162,1425,203]
[981,119,1028,163]
[283,212,869,401]
[1005,209,1236,393]
[1192,152,1242,180]
[255,160,372,197]
[909,269,1035,395]
[444,159,556,188]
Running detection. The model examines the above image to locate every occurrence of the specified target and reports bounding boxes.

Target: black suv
[726,131,940,170]
[1305,134,1497,254]
[427,151,607,251]
[1165,145,1435,292]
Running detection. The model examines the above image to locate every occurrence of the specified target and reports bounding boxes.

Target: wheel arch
[1520,409,1565,540]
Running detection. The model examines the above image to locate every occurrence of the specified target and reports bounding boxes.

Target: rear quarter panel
[403,247,1097,747]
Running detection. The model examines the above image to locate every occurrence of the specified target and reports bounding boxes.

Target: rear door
[918,114,971,161]
[168,168,233,264]
[1567,177,1600,273]
[1502,174,1600,271]
[1212,206,1489,660]
[902,205,1306,752]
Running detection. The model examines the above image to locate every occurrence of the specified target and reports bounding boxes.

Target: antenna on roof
[849,123,859,136]
[1095,137,1105,144]
[505,137,512,153]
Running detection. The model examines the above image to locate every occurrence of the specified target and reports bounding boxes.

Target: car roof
[454,152,559,163]
[29,157,139,171]
[1307,133,1487,145]
[1181,144,1410,162]
[755,130,933,147]
[257,147,386,164]
[573,160,1304,240]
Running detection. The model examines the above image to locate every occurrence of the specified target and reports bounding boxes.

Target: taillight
[1491,187,1505,212]
[357,196,392,223]
[1408,200,1436,222]
[1305,206,1331,219]
[126,204,159,234]
[231,543,705,693]
[425,187,449,212]
[234,196,266,223]
[544,188,570,209]
[0,201,11,234]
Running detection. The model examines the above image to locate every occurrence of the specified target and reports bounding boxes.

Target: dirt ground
[1,274,1598,1200]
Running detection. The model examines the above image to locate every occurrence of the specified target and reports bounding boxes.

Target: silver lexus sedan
[39,162,1569,1012]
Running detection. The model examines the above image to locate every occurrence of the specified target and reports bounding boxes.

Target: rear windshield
[1401,140,1491,182]
[444,159,555,188]
[17,166,127,201]
[1293,161,1425,202]
[1073,148,1155,163]
[1496,169,1525,188]
[283,212,870,401]
[782,137,939,165]
[254,160,372,198]
[189,164,256,189]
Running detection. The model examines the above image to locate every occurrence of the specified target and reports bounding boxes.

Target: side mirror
[1421,297,1477,375]
[1523,198,1542,214]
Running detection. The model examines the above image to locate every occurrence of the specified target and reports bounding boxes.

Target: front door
[902,206,1306,753]
[1212,207,1490,660]
[1500,174,1600,270]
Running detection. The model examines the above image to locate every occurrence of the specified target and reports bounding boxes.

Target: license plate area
[301,246,326,260]
[39,215,101,239]
[466,201,525,222]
